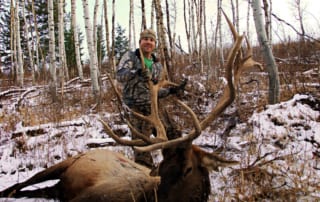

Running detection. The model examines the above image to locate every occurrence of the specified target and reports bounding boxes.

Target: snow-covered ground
[0,90,319,201]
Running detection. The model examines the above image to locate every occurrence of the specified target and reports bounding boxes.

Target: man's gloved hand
[169,78,188,94]
[137,68,150,82]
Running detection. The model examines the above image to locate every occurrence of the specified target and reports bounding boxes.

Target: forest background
[0,0,320,201]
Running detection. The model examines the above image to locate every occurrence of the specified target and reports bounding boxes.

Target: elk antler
[101,12,261,152]
[133,12,261,152]
[100,47,179,146]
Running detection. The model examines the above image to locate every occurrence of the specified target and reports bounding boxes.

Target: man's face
[140,37,156,55]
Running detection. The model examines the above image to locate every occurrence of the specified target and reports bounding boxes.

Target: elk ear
[200,150,239,172]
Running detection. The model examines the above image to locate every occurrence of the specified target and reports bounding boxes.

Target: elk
[0,12,261,202]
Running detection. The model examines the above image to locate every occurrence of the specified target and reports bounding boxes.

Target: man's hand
[169,78,188,94]
[137,68,150,82]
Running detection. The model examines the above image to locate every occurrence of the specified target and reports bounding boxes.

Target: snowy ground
[0,85,319,201]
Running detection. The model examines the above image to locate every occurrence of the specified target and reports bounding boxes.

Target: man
[116,29,186,167]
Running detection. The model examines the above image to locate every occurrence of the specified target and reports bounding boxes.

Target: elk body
[0,12,261,202]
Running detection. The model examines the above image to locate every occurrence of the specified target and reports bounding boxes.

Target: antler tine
[200,28,244,130]
[135,99,201,152]
[222,9,238,41]
[136,48,169,142]
[98,117,147,146]
[234,35,263,85]
[135,12,251,152]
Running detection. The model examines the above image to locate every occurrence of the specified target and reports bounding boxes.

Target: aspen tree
[141,0,146,30]
[82,0,100,101]
[15,0,24,87]
[71,0,83,80]
[154,0,170,80]
[30,0,42,78]
[110,0,116,76]
[252,0,280,104]
[103,0,110,57]
[22,0,35,83]
[48,0,57,101]
[58,0,68,84]
[183,0,191,63]
[10,0,16,81]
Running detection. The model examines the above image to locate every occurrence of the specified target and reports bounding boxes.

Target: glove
[169,78,188,94]
[137,68,150,82]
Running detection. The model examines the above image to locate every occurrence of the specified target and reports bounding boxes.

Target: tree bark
[48,0,58,101]
[140,0,146,29]
[252,0,280,104]
[82,0,101,102]
[58,0,68,85]
[103,0,110,57]
[22,0,35,84]
[71,0,84,80]
[154,0,170,80]
[15,0,24,87]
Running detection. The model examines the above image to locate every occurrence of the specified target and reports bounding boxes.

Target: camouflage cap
[140,29,156,41]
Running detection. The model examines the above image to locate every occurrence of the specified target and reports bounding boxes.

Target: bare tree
[110,0,116,75]
[128,0,134,50]
[82,0,101,102]
[294,0,306,41]
[214,0,224,75]
[262,0,271,40]
[154,0,171,80]
[48,0,57,101]
[140,0,147,29]
[14,0,24,87]
[103,0,110,57]
[203,0,211,76]
[58,0,68,85]
[252,0,280,104]
[71,0,84,80]
[183,0,191,63]
[165,0,177,66]
[22,0,35,83]
[30,0,43,78]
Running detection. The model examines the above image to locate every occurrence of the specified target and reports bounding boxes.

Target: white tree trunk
[71,0,83,80]
[82,0,100,101]
[252,0,280,104]
[22,0,35,83]
[48,0,57,101]
[58,0,68,84]
[30,0,41,77]
[15,0,24,87]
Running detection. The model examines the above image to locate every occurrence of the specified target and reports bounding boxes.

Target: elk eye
[183,167,192,177]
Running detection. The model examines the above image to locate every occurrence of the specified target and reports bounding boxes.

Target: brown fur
[0,149,160,202]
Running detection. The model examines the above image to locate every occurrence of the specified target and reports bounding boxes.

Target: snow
[0,92,319,201]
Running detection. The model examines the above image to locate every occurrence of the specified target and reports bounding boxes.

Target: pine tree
[65,24,84,78]
[0,0,12,69]
[114,24,129,62]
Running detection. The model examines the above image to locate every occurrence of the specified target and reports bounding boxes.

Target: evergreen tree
[65,25,84,78]
[96,25,106,65]
[114,24,129,62]
[0,0,12,69]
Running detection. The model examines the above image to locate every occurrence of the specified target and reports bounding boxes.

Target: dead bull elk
[0,12,261,202]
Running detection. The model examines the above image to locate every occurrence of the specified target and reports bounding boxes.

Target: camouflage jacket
[116,49,170,107]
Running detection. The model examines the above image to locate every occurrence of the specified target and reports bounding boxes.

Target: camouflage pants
[128,104,154,168]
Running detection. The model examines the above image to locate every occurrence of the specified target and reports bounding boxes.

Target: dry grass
[0,40,319,201]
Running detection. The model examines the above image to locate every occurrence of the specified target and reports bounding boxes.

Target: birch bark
[252,0,280,104]
[15,0,24,87]
[82,0,100,101]
[48,0,57,101]
[71,0,83,80]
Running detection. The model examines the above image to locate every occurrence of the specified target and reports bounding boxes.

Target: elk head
[99,11,262,202]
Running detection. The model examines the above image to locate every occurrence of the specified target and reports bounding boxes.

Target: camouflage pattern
[116,48,169,168]
[116,48,169,107]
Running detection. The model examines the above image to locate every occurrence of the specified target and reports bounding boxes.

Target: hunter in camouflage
[116,29,186,167]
